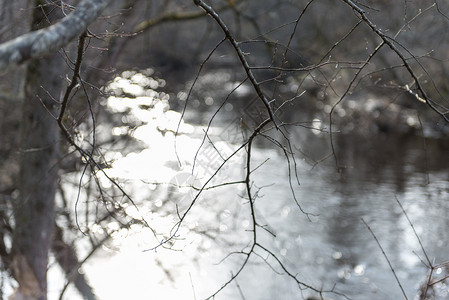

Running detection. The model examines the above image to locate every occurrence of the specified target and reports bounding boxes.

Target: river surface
[51,69,449,300]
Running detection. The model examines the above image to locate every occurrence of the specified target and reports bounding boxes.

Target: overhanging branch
[193,0,279,129]
[0,0,112,72]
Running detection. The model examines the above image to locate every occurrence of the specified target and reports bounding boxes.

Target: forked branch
[193,0,279,129]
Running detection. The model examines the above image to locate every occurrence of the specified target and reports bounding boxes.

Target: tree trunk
[11,55,61,300]
[0,0,33,95]
[11,3,64,299]
[0,0,33,186]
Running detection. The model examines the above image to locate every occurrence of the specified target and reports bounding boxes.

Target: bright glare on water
[49,69,449,300]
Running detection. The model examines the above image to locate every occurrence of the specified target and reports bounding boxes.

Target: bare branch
[193,0,279,129]
[0,0,112,72]
[134,0,242,32]
[361,218,409,300]
[341,0,449,122]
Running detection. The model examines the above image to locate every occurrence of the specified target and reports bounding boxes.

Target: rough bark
[0,0,33,95]
[0,0,33,189]
[0,1,34,292]
[10,3,65,299]
[11,54,62,300]
[11,56,61,300]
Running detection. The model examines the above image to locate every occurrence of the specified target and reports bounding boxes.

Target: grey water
[235,132,449,300]
[82,69,449,300]
[163,68,449,299]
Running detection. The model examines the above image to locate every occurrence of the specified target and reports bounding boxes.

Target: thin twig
[193,0,278,129]
[361,218,408,299]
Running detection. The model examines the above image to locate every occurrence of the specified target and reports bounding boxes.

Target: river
[51,68,449,300]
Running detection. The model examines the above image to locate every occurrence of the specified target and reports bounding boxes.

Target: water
[240,132,449,300]
[52,69,449,300]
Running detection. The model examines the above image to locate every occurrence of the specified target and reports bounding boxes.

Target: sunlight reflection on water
[53,69,449,300]
[76,70,247,300]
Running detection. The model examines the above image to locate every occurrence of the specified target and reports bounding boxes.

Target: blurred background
[0,1,449,299]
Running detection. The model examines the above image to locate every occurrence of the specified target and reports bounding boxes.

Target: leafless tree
[0,0,448,299]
